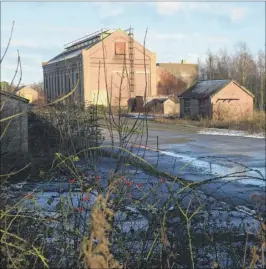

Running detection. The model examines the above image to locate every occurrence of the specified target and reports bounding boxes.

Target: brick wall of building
[82,30,157,107]
[211,81,254,120]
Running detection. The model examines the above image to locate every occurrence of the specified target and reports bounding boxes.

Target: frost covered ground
[198,128,265,139]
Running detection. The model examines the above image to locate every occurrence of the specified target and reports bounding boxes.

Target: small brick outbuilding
[179,79,254,120]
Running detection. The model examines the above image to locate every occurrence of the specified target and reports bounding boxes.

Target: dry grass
[154,110,265,134]
[82,180,122,269]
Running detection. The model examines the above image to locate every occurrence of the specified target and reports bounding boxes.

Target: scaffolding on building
[126,27,135,94]
[63,28,110,49]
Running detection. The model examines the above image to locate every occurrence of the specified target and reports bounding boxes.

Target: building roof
[46,30,109,64]
[179,79,255,99]
[45,28,135,65]
[179,79,232,98]
[0,90,29,103]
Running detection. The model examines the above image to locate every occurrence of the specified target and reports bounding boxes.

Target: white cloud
[192,32,228,44]
[228,7,248,23]
[156,2,183,15]
[93,2,124,19]
[40,26,88,33]
[1,38,62,50]
[2,62,42,85]
[149,31,227,45]
[156,2,248,24]
[152,33,185,41]
[156,2,210,15]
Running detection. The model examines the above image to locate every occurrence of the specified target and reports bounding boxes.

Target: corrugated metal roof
[179,79,231,98]
[45,28,146,66]
[47,30,113,64]
[47,39,100,64]
[48,49,83,64]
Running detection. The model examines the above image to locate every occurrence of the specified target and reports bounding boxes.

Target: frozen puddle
[198,128,265,139]
[160,150,265,187]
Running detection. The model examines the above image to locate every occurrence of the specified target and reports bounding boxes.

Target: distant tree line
[198,41,265,110]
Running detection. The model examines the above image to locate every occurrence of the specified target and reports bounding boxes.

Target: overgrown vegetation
[154,110,266,134]
[198,42,265,110]
[1,23,265,269]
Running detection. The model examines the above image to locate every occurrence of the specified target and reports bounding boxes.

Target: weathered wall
[84,30,156,107]
[0,93,28,153]
[163,99,180,115]
[199,98,212,118]
[211,81,254,120]
[43,56,83,105]
[180,98,199,118]
[180,98,185,117]
[190,99,199,117]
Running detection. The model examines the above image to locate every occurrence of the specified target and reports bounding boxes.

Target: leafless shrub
[1,24,265,269]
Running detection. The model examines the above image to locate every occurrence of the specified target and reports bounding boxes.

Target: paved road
[101,119,265,210]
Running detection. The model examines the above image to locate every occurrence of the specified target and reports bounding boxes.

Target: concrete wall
[83,30,156,107]
[0,92,28,153]
[211,81,254,120]
[163,99,180,115]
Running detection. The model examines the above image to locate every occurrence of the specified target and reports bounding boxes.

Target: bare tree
[200,41,264,108]
[216,48,231,79]
[231,41,256,86]
[256,49,266,110]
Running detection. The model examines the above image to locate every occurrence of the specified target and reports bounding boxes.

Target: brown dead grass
[82,179,122,269]
[154,110,265,134]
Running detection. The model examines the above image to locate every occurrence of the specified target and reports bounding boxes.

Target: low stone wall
[0,92,28,153]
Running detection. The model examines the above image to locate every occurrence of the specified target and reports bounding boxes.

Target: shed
[163,95,180,116]
[0,91,29,153]
[179,80,254,120]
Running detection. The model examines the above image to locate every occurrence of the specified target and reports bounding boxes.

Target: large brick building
[42,29,157,107]
[42,28,198,108]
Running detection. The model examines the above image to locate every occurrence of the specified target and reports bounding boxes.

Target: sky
[1,1,265,85]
